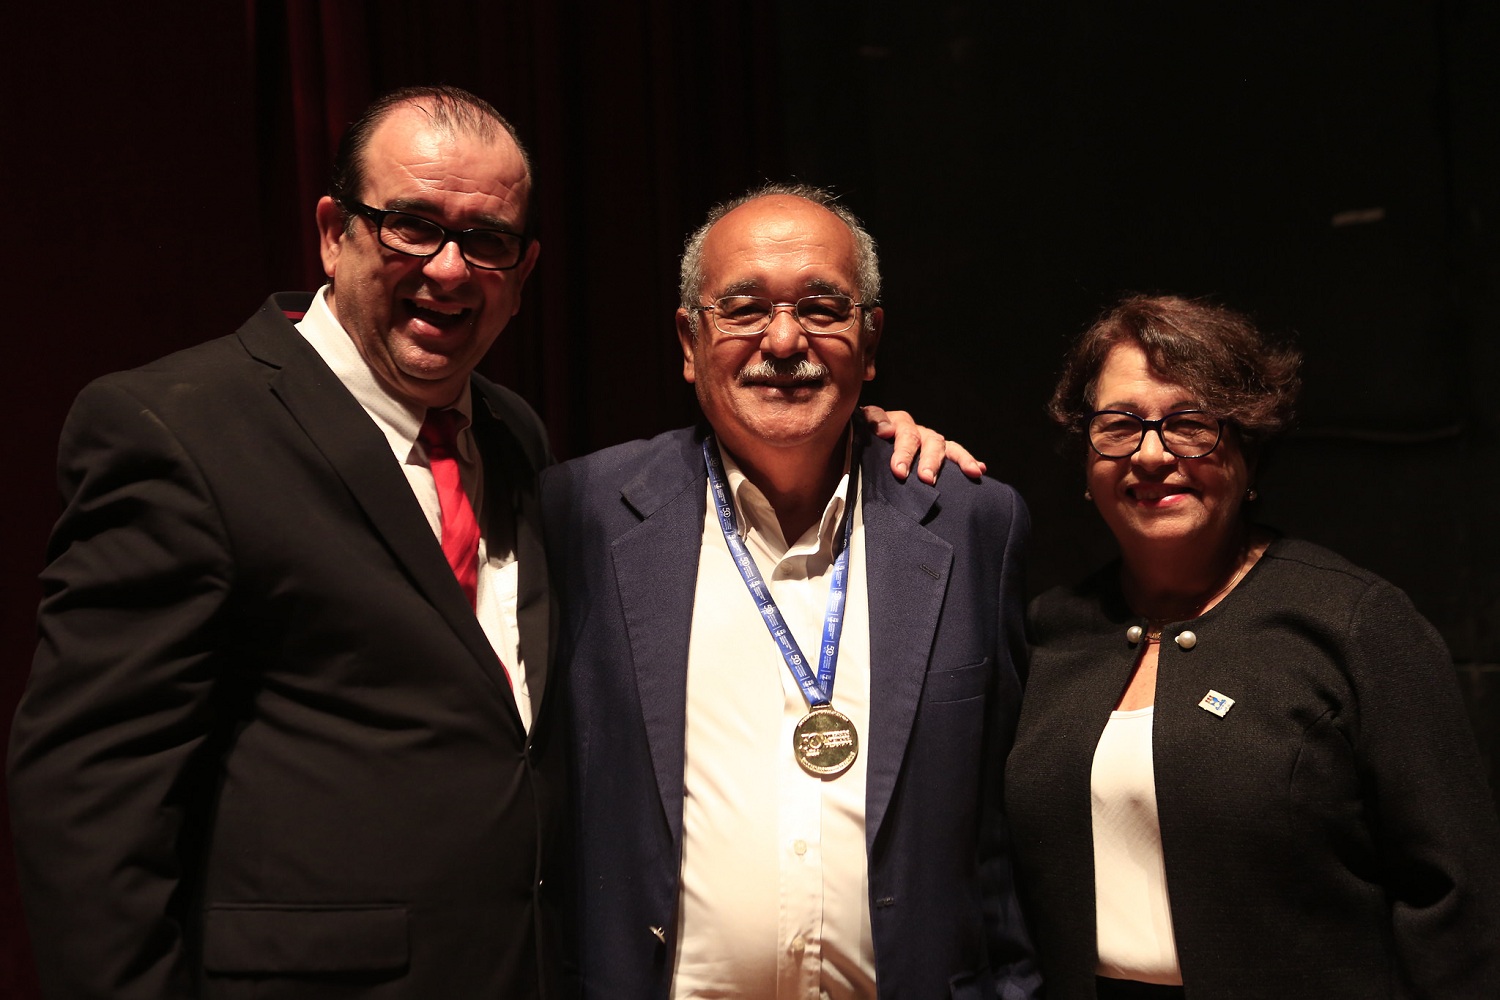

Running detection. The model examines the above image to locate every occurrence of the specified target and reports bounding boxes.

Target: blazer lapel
[609,432,705,847]
[237,300,517,713]
[857,441,954,847]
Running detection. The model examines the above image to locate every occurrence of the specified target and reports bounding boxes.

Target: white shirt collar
[715,434,853,560]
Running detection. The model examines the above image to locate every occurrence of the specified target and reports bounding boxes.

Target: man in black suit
[8,87,959,999]
[7,85,557,999]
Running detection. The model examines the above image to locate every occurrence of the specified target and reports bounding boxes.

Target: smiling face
[316,103,540,408]
[676,194,881,472]
[1086,340,1250,554]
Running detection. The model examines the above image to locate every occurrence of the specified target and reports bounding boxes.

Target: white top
[296,287,535,729]
[671,443,876,1000]
[1090,706,1182,985]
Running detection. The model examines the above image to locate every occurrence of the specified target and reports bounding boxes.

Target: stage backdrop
[6,1,1496,996]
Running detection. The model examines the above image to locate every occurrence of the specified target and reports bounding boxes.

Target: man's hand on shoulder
[862,405,986,484]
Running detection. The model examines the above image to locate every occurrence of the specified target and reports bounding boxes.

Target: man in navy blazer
[542,184,1040,999]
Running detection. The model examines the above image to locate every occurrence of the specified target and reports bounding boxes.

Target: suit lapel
[238,299,519,717]
[857,440,954,847]
[610,432,705,847]
[602,428,956,850]
[470,394,551,716]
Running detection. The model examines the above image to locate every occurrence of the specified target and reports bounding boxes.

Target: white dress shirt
[672,443,876,1000]
[296,287,536,729]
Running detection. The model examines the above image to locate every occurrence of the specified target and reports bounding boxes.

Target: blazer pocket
[923,658,990,704]
[202,903,409,975]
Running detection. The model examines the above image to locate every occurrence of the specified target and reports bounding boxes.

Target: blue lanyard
[701,438,854,709]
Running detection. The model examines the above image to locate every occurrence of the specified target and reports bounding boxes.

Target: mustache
[737,358,830,383]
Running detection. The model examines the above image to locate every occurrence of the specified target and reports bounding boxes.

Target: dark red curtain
[4,2,778,995]
[247,0,787,457]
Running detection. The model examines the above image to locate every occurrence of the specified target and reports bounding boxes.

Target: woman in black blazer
[1005,294,1500,999]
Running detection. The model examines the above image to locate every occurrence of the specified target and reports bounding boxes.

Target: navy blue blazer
[541,424,1041,1000]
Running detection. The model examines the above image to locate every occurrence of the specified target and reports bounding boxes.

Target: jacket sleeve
[978,486,1044,1000]
[1349,580,1500,998]
[8,378,235,999]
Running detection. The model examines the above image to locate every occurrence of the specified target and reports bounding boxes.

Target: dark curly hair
[1049,294,1302,456]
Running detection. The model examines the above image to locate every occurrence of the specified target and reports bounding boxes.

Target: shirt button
[793,839,807,856]
[791,936,806,953]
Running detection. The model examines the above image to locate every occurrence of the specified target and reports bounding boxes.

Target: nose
[421,238,472,289]
[758,304,809,358]
[1133,425,1177,469]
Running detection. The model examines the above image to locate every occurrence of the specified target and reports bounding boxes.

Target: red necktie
[419,409,481,608]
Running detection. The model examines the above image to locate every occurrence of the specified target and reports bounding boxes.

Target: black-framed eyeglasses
[690,294,879,337]
[1087,409,1225,459]
[339,198,530,271]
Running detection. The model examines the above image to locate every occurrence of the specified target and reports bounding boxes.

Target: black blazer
[1006,537,1500,999]
[542,425,1041,1000]
[8,293,563,999]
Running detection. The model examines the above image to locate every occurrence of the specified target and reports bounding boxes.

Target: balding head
[330,85,535,236]
[679,182,881,340]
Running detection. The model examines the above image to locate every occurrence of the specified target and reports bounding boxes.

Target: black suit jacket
[542,425,1041,1000]
[8,293,563,999]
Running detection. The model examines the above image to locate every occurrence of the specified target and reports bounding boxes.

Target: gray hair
[679,182,882,338]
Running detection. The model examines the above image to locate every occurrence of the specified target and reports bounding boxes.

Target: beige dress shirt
[671,444,876,1000]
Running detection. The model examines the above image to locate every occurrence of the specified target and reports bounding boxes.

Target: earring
[1083,489,1093,501]
[1245,488,1258,502]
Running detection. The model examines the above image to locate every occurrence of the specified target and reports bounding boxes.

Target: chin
[1117,512,1208,542]
[738,404,827,435]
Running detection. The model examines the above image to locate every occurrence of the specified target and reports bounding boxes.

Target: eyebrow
[1099,398,1202,413]
[383,197,520,233]
[716,277,852,297]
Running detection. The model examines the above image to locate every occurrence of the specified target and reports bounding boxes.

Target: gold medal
[793,705,859,779]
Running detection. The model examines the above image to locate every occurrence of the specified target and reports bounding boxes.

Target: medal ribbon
[702,438,853,709]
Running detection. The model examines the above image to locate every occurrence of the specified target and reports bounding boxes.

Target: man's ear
[862,306,884,381]
[504,238,543,317]
[315,196,346,279]
[676,308,698,384]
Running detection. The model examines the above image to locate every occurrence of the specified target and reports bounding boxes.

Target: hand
[862,405,987,484]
